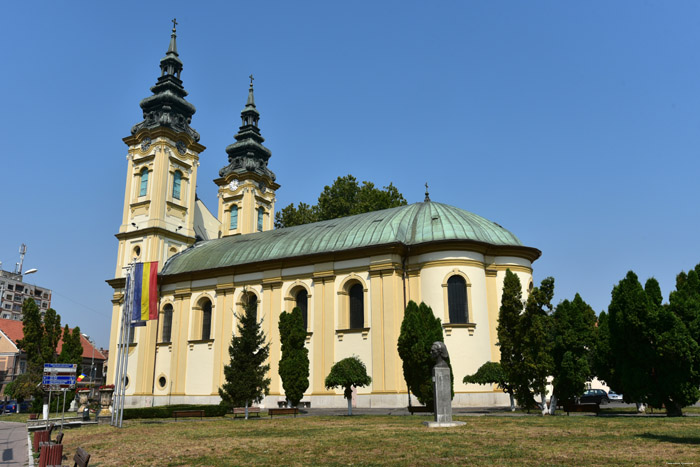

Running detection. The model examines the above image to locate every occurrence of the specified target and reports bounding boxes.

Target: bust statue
[430,341,450,368]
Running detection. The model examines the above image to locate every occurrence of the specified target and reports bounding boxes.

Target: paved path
[0,422,28,466]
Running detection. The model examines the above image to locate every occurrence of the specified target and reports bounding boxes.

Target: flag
[77,374,86,382]
[128,261,159,323]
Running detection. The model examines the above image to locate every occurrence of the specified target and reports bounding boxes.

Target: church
[106,23,540,409]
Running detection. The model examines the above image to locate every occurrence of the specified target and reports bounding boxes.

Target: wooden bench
[562,403,599,415]
[48,446,91,467]
[172,409,204,421]
[408,406,432,414]
[233,407,260,418]
[268,407,298,418]
[29,413,39,420]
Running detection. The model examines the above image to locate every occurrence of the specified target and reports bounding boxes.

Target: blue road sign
[44,363,77,369]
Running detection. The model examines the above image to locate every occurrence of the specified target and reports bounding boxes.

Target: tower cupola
[130,18,200,142]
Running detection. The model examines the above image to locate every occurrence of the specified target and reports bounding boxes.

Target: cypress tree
[496,270,527,410]
[278,307,309,407]
[397,300,450,409]
[550,294,596,409]
[42,308,62,365]
[219,299,270,419]
[59,325,84,376]
[17,299,44,374]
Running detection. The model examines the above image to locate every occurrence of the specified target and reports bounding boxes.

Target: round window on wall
[158,376,167,388]
[124,376,130,388]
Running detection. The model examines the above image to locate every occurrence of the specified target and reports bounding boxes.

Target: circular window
[124,376,130,388]
[158,376,167,388]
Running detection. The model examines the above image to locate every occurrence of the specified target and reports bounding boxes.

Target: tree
[496,270,526,411]
[16,299,45,374]
[219,299,270,419]
[59,325,83,376]
[278,307,309,407]
[549,294,596,414]
[324,356,372,415]
[591,311,616,392]
[463,362,513,406]
[607,271,656,411]
[397,301,451,410]
[42,308,62,365]
[516,277,555,415]
[275,175,407,228]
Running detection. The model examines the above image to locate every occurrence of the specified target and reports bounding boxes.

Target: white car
[608,391,623,401]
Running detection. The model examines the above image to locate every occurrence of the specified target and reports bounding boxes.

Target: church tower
[115,20,209,276]
[215,78,279,236]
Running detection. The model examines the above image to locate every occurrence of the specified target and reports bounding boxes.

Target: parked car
[579,389,610,405]
[3,400,30,413]
[608,391,623,402]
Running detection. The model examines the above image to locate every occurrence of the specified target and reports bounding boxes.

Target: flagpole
[150,270,161,404]
[111,263,129,426]
[118,262,136,428]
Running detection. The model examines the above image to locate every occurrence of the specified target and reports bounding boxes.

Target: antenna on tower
[15,244,26,275]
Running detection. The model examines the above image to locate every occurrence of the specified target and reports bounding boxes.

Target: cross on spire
[171,18,178,32]
[249,74,255,86]
[424,182,431,202]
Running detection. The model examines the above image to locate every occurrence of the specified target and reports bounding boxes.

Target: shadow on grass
[639,433,700,445]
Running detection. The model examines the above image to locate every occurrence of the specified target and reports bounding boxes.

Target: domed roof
[160,201,539,276]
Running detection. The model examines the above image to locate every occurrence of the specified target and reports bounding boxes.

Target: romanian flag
[77,374,86,382]
[129,261,159,323]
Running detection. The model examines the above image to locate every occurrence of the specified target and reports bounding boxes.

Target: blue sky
[1,1,699,347]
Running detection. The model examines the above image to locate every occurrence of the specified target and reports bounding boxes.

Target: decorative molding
[442,322,476,337]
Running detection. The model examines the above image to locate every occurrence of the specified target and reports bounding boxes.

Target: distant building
[0,318,107,394]
[0,270,52,320]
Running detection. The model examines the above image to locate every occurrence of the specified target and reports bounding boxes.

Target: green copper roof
[161,202,536,276]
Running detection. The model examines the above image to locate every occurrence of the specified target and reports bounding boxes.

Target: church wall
[185,342,215,395]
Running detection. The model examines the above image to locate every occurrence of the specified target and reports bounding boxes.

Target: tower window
[257,207,264,232]
[161,304,173,343]
[447,275,468,324]
[202,300,212,340]
[295,289,308,331]
[139,168,149,196]
[173,171,182,200]
[349,283,364,329]
[230,206,238,230]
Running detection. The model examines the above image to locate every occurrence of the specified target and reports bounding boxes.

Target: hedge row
[122,404,227,420]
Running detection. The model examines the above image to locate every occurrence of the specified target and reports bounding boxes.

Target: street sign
[43,363,77,390]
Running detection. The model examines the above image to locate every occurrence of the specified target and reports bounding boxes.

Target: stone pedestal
[422,341,466,428]
[98,388,113,417]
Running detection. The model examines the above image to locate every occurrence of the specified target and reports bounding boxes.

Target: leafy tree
[591,311,616,392]
[275,175,407,228]
[324,356,372,415]
[463,361,514,407]
[607,271,656,410]
[397,301,451,410]
[42,308,62,365]
[16,299,45,374]
[219,299,270,419]
[278,307,309,407]
[58,325,84,376]
[550,294,596,413]
[4,373,36,403]
[516,277,555,414]
[496,270,527,411]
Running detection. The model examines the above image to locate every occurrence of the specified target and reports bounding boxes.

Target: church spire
[219,77,275,181]
[130,19,200,142]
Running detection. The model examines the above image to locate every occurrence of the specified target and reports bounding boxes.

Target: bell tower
[115,19,206,275]
[215,76,279,236]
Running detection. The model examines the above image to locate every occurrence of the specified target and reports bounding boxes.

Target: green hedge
[122,404,228,420]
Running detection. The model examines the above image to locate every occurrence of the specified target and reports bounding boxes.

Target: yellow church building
[106,24,540,408]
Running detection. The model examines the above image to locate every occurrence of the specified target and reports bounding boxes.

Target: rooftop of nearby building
[161,201,541,277]
[0,318,106,360]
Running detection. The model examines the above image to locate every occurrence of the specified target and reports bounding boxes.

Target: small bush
[122,404,227,420]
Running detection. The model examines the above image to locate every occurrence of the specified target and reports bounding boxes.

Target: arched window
[139,168,148,196]
[230,205,238,230]
[295,289,308,330]
[161,304,173,343]
[447,275,468,324]
[172,171,182,200]
[349,283,364,329]
[257,207,264,231]
[244,292,258,321]
[201,299,212,340]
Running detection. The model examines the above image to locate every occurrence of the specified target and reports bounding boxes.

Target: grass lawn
[56,413,699,466]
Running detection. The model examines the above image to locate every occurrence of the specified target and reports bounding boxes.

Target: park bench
[47,446,91,467]
[29,413,39,420]
[562,402,599,416]
[268,407,298,418]
[233,407,260,418]
[172,409,204,421]
[408,406,432,415]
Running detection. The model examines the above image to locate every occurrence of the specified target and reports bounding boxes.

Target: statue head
[430,341,450,367]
